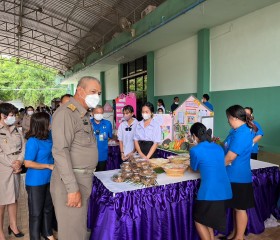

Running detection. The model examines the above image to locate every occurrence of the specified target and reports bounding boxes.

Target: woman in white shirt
[157,99,165,113]
[117,105,138,161]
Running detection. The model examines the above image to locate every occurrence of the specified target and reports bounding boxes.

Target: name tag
[99,134,104,141]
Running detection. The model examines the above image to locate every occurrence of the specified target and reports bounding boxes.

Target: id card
[99,134,104,141]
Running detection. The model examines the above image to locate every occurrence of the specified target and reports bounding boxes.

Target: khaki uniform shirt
[0,124,25,205]
[52,97,98,193]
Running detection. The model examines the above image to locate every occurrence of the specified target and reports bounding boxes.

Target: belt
[11,150,22,155]
[72,168,95,175]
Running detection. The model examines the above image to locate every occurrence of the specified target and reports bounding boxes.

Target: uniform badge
[67,104,77,112]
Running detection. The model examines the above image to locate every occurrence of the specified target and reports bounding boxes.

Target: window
[122,56,147,119]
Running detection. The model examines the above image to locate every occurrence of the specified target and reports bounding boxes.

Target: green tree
[0,58,67,107]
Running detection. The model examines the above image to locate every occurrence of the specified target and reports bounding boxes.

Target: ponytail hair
[246,114,258,132]
[190,122,212,142]
[226,105,258,132]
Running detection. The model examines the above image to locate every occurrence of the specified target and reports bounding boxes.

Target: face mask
[175,102,179,105]
[27,111,34,116]
[142,113,151,120]
[90,116,93,120]
[124,115,131,121]
[192,136,198,145]
[94,114,103,121]
[4,116,16,126]
[85,94,100,108]
[158,112,163,114]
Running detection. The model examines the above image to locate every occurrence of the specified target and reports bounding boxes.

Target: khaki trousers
[50,169,93,240]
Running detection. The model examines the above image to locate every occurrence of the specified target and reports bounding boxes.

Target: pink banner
[115,93,137,129]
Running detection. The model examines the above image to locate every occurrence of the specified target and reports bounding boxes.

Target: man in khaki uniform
[50,76,101,240]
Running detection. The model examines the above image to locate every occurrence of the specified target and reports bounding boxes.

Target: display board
[115,93,137,129]
[173,95,214,141]
[153,114,173,143]
[201,116,214,137]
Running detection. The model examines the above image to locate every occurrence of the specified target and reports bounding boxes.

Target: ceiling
[0,0,165,72]
[61,0,280,84]
[1,0,279,80]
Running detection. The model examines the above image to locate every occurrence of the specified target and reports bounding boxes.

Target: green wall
[211,86,280,153]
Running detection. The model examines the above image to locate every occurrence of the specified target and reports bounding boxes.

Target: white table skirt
[94,159,278,194]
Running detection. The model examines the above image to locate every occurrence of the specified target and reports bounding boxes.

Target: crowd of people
[0,76,264,240]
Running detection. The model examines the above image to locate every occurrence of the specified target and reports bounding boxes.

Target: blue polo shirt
[224,124,253,183]
[203,101,214,111]
[91,119,112,162]
[190,141,232,201]
[251,121,264,153]
[25,134,54,186]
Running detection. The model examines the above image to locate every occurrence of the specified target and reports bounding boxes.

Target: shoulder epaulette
[67,104,77,112]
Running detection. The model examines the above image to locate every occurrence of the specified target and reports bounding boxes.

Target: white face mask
[4,116,16,126]
[27,111,34,116]
[94,114,103,121]
[85,94,100,108]
[142,113,151,120]
[175,102,179,105]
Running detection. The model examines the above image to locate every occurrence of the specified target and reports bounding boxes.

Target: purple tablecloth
[106,145,122,170]
[87,163,280,240]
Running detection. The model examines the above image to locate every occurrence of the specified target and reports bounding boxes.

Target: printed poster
[115,93,137,129]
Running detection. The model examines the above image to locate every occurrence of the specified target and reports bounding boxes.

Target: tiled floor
[2,174,280,240]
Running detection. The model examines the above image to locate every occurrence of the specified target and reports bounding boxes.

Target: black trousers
[251,153,258,160]
[138,140,158,158]
[26,183,54,240]
[96,161,107,171]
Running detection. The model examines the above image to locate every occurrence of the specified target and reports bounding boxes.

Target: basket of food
[148,158,170,168]
[162,163,188,177]
[167,156,190,165]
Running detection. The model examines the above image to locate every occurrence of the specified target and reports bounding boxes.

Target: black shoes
[8,225,24,238]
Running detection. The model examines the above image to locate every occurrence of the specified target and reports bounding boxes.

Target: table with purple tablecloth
[106,144,122,170]
[87,159,280,240]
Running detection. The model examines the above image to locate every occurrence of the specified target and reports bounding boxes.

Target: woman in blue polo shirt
[24,112,55,240]
[190,122,232,240]
[245,107,264,160]
[223,105,255,240]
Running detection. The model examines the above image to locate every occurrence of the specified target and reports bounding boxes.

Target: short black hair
[25,112,50,140]
[158,107,164,112]
[0,103,17,119]
[174,96,179,100]
[26,106,34,111]
[123,105,134,113]
[61,94,73,102]
[157,99,165,107]
[203,94,210,101]
[142,102,154,113]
